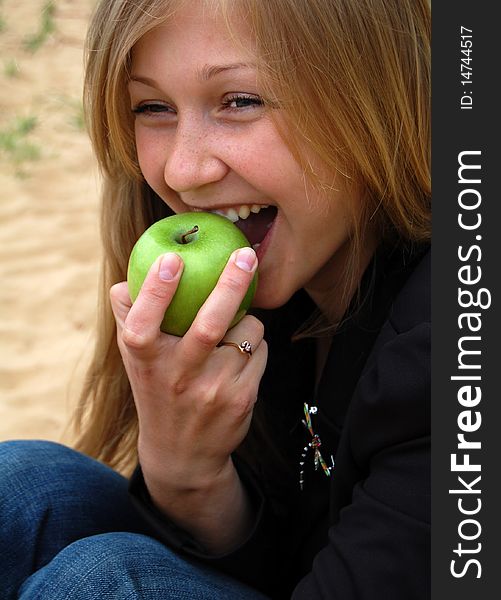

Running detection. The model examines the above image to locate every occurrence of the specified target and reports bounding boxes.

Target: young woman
[0,0,431,598]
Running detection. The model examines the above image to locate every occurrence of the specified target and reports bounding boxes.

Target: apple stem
[180,225,199,244]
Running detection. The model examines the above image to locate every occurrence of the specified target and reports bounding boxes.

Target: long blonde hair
[72,0,431,472]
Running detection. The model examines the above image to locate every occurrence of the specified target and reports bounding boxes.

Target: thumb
[109,281,132,331]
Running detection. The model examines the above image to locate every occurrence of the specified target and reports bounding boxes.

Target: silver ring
[218,340,253,358]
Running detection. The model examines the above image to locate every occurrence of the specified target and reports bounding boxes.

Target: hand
[109,247,266,551]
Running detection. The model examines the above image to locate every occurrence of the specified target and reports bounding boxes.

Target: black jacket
[130,243,431,599]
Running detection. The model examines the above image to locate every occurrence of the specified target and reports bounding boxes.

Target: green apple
[127,212,257,337]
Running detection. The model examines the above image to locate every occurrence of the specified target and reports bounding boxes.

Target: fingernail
[159,253,181,281]
[234,247,257,272]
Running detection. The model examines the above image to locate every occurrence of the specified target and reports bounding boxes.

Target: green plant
[3,58,20,78]
[23,1,56,53]
[0,115,41,175]
[0,0,6,35]
[68,99,85,131]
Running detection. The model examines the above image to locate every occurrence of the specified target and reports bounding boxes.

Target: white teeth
[209,203,270,222]
[217,208,238,222]
[252,242,261,251]
[226,208,239,222]
[238,205,251,220]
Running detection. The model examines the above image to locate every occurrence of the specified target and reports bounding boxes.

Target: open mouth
[208,204,278,249]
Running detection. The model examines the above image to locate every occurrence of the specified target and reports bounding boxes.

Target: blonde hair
[72,0,431,472]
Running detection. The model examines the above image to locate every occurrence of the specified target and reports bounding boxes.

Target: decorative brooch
[299,403,335,491]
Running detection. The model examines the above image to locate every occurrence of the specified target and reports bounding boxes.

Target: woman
[0,0,431,598]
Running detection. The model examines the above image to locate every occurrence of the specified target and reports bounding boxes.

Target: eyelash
[221,94,264,111]
[132,103,170,115]
[131,94,264,117]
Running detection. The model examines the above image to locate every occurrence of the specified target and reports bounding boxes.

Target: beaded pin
[299,403,335,491]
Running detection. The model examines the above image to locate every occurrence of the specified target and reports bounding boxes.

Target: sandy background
[0,0,100,443]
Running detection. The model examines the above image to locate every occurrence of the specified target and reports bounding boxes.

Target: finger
[121,252,183,352]
[235,337,268,385]
[221,314,265,346]
[109,281,132,332]
[180,247,257,366]
[225,340,268,425]
[217,315,265,363]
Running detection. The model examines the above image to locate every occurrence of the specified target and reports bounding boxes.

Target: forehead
[131,2,256,71]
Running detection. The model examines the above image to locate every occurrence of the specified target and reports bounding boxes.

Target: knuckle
[191,321,221,349]
[244,315,265,338]
[230,393,257,423]
[172,376,190,397]
[219,273,245,297]
[255,339,269,364]
[109,283,121,301]
[199,386,219,412]
[121,326,150,351]
[109,282,130,311]
[142,280,171,305]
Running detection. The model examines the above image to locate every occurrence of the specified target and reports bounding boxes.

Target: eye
[221,93,264,111]
[131,102,174,116]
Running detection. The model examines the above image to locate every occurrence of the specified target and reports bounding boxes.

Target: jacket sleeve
[293,319,431,599]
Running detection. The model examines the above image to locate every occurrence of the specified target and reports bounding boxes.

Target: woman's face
[129,3,371,314]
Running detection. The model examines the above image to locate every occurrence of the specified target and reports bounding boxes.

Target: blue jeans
[0,440,268,599]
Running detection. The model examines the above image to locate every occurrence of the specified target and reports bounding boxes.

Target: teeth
[213,208,239,222]
[210,203,269,222]
[226,208,239,222]
[238,205,251,220]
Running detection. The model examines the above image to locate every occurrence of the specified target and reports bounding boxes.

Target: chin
[250,285,295,311]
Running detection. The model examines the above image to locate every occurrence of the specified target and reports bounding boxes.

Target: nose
[163,116,229,193]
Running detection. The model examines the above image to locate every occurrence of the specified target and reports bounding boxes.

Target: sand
[0,0,100,443]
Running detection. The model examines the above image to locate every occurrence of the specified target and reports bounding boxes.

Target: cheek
[229,118,298,177]
[232,139,303,195]
[135,128,165,189]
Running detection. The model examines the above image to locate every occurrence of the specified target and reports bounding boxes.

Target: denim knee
[1,438,77,475]
[0,439,97,486]
[0,440,127,514]
[19,532,268,600]
[0,440,77,510]
[0,438,76,471]
[18,533,172,600]
[0,440,152,599]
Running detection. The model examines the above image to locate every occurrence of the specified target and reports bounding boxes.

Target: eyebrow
[198,62,254,81]
[129,62,255,87]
